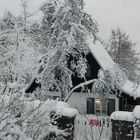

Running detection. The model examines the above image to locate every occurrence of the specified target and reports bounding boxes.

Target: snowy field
[74,114,112,140]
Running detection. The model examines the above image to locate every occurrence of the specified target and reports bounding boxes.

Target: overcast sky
[0,0,140,52]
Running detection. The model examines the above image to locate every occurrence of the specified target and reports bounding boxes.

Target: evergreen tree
[35,0,98,101]
[108,28,140,81]
[0,12,39,95]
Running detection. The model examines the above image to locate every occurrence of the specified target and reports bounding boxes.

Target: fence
[74,114,112,140]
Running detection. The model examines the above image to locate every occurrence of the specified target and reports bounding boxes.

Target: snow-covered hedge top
[0,95,78,140]
[1,95,78,118]
[55,101,78,117]
[24,99,78,117]
[133,106,140,119]
[110,111,135,122]
[111,106,140,121]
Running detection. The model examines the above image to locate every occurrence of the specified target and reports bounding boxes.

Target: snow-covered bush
[0,93,78,140]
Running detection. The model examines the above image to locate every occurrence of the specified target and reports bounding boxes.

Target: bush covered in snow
[0,92,78,140]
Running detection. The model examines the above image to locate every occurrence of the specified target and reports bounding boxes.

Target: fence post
[111,111,134,140]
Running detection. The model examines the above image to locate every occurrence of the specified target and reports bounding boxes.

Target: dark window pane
[107,99,115,116]
[87,98,94,114]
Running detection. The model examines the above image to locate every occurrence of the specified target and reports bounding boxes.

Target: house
[69,36,140,115]
[25,36,140,116]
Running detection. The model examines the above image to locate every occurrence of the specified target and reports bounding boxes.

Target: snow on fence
[74,114,112,140]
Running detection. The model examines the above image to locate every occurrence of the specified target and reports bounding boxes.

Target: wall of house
[25,80,119,116]
[45,91,119,115]
[68,92,119,115]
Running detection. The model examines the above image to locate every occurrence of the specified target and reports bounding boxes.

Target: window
[95,98,101,114]
[107,99,115,116]
[95,98,107,115]
[87,98,95,114]
[87,97,115,115]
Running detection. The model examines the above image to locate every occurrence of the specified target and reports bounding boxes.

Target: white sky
[0,0,140,52]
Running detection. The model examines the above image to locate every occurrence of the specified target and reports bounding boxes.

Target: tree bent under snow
[25,0,127,101]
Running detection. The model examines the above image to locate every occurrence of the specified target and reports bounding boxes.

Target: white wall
[45,91,119,115]
[67,92,119,114]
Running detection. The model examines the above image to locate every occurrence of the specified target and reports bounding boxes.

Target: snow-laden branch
[65,79,95,102]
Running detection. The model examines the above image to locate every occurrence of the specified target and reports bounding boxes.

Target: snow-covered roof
[110,111,134,122]
[88,37,114,70]
[87,36,140,98]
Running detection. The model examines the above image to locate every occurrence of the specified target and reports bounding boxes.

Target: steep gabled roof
[87,36,140,98]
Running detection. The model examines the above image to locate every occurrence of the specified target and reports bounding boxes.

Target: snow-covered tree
[20,0,38,32]
[92,64,127,97]
[21,0,128,103]
[0,12,39,95]
[108,28,140,82]
[0,10,78,140]
[28,0,98,101]
[0,1,129,140]
[29,0,128,102]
